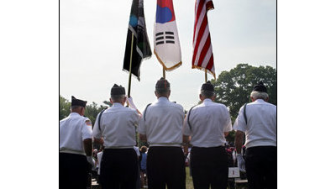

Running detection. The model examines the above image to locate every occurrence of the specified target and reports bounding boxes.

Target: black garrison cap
[201,81,214,92]
[253,81,267,93]
[111,84,126,96]
[155,77,170,91]
[71,96,87,107]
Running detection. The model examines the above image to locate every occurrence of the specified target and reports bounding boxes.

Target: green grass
[140,166,247,189]
[185,167,193,189]
[140,167,193,189]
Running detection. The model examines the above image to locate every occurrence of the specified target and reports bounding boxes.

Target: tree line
[60,63,276,144]
[60,96,109,125]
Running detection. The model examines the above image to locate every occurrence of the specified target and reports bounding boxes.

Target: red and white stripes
[192,0,215,79]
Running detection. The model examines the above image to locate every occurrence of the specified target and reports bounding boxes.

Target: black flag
[123,0,152,81]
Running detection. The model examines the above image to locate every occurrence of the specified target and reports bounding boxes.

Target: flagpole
[127,33,135,98]
[205,70,208,82]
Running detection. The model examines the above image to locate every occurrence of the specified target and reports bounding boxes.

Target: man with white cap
[234,81,277,189]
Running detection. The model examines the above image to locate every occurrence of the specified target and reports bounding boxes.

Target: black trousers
[59,153,90,189]
[245,146,277,189]
[147,146,186,189]
[100,148,138,189]
[190,146,228,189]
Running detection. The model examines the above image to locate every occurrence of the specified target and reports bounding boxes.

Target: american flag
[192,0,215,79]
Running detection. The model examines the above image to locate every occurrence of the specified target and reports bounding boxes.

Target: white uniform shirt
[234,99,276,148]
[92,103,140,148]
[60,112,92,155]
[138,97,184,147]
[183,99,232,147]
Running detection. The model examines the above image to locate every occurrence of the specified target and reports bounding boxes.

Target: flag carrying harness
[143,103,152,121]
[143,101,180,122]
[187,105,197,131]
[97,109,106,131]
[243,103,248,125]
[187,103,248,130]
[96,107,137,143]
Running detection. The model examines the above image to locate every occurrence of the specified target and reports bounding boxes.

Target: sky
[60,0,276,111]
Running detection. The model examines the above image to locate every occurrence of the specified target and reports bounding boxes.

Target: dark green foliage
[59,96,108,125]
[211,64,276,145]
[212,63,277,119]
[59,96,71,120]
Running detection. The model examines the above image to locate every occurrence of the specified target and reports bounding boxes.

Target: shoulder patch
[85,120,92,126]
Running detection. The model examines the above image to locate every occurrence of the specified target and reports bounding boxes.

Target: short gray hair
[250,91,268,100]
[71,105,83,110]
[111,94,125,102]
[201,90,215,99]
[155,88,170,96]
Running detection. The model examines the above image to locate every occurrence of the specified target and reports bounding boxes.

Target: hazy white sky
[60,0,276,111]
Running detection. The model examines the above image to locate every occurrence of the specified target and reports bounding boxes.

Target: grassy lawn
[185,167,193,189]
[141,166,246,189]
[140,167,193,189]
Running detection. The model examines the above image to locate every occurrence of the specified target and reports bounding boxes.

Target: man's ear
[199,94,205,101]
[211,95,216,101]
[81,107,85,116]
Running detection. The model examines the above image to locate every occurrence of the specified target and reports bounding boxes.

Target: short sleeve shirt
[183,99,232,147]
[92,103,140,148]
[234,99,276,148]
[60,112,92,155]
[138,97,184,146]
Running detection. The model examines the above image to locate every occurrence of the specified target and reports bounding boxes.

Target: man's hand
[126,96,142,115]
[94,137,104,145]
[86,156,95,171]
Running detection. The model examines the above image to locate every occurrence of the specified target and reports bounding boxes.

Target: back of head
[200,81,215,99]
[155,77,170,96]
[110,84,126,102]
[71,95,87,108]
[251,81,269,100]
[71,96,87,114]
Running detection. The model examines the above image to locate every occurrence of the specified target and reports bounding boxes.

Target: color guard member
[138,78,186,189]
[183,81,232,189]
[234,81,276,189]
[60,96,94,189]
[92,84,140,189]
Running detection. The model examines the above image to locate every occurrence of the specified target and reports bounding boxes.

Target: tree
[212,64,276,145]
[212,63,277,119]
[103,100,112,107]
[84,102,108,125]
[60,96,71,120]
[59,95,108,124]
